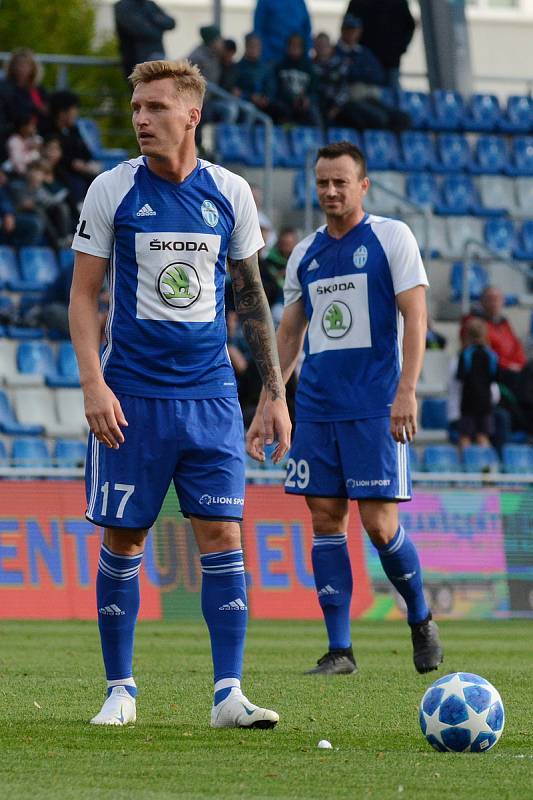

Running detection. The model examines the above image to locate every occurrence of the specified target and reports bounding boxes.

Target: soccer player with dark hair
[247,140,443,675]
[70,59,290,726]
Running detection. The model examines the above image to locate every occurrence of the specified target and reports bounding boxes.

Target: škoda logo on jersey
[150,239,208,252]
[157,262,201,309]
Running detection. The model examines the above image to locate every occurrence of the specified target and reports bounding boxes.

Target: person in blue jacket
[253,0,312,64]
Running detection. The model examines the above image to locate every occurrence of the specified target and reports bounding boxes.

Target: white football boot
[90,685,136,726]
[210,688,279,729]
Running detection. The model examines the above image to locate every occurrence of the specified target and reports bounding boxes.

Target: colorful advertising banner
[0,481,531,620]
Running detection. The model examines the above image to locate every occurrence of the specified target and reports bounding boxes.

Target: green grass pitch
[0,619,532,800]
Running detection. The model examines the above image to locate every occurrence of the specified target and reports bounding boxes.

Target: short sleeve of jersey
[283,233,316,307]
[370,219,429,296]
[72,160,139,259]
[227,177,264,260]
[72,172,116,258]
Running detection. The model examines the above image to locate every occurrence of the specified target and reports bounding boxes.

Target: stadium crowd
[0,0,532,462]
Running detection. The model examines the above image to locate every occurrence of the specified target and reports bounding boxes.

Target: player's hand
[390,388,417,444]
[82,379,128,449]
[246,412,266,462]
[262,396,292,464]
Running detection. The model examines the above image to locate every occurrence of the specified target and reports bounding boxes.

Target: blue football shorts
[85,395,245,528]
[285,416,411,501]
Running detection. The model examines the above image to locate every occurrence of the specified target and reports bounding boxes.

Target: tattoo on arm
[227,253,285,401]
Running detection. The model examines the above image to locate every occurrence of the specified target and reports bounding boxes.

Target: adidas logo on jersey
[308,258,320,271]
[99,604,126,615]
[136,204,157,217]
[219,598,247,611]
[317,585,339,597]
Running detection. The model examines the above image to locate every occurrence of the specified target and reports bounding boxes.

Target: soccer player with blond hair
[70,59,290,727]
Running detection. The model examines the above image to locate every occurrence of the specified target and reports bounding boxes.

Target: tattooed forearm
[227,253,285,401]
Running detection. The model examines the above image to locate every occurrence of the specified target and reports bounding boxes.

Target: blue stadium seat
[484,218,516,254]
[513,220,533,260]
[0,439,7,466]
[0,245,20,289]
[0,390,43,435]
[54,439,86,468]
[77,117,128,169]
[464,94,503,132]
[0,295,16,325]
[506,136,533,176]
[498,96,532,133]
[449,261,489,303]
[432,90,466,131]
[502,444,533,474]
[327,128,361,147]
[405,173,439,208]
[470,135,509,175]
[435,133,471,173]
[47,342,80,388]
[421,397,448,430]
[17,341,58,381]
[11,437,51,467]
[294,171,320,209]
[424,445,461,472]
[409,445,420,472]
[289,126,324,168]
[215,124,256,165]
[17,247,59,290]
[462,445,498,473]
[254,125,292,167]
[58,248,75,272]
[399,131,436,171]
[435,174,497,216]
[397,90,433,130]
[363,130,400,170]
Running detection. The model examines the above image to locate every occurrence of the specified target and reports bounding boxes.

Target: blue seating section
[502,444,533,474]
[421,398,448,430]
[11,437,51,467]
[462,445,499,473]
[449,262,489,303]
[0,390,43,435]
[54,439,86,467]
[424,445,461,472]
[77,117,128,169]
[0,246,20,289]
[47,342,80,388]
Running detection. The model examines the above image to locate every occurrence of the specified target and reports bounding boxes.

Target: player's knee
[361,514,395,548]
[104,527,148,554]
[310,509,347,534]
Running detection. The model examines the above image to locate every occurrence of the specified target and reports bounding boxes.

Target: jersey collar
[143,157,201,190]
[323,212,368,243]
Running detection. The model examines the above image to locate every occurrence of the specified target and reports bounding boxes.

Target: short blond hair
[129,59,206,105]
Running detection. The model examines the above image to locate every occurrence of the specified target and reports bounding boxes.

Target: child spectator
[457,318,499,448]
[4,113,42,175]
[273,34,321,126]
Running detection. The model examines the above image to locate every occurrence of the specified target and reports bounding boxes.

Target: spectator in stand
[39,158,74,247]
[462,286,526,372]
[189,26,238,123]
[0,48,49,155]
[234,34,277,118]
[345,0,415,90]
[45,90,101,209]
[313,31,355,130]
[0,165,44,246]
[456,318,499,449]
[273,34,321,126]
[254,0,312,65]
[4,113,42,175]
[219,39,239,94]
[261,227,299,322]
[114,0,176,79]
[334,15,410,132]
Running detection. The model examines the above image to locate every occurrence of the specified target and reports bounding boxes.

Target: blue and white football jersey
[284,214,428,421]
[72,157,264,398]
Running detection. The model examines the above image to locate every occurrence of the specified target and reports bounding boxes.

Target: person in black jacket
[457,317,499,448]
[273,34,321,126]
[345,0,415,89]
[114,0,176,79]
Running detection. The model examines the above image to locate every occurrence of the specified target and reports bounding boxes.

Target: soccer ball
[419,672,505,753]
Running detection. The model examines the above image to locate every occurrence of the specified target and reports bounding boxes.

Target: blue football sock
[376,525,429,625]
[201,549,247,705]
[96,544,143,692]
[312,533,352,650]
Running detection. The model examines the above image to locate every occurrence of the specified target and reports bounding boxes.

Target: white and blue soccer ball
[419,672,505,753]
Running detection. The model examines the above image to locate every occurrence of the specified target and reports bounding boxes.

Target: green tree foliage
[0,0,96,55]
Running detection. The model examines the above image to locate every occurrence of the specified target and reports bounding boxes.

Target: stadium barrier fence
[0,472,532,621]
